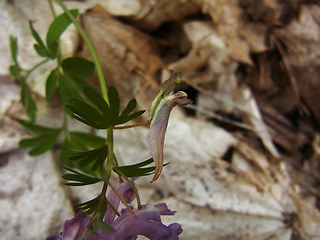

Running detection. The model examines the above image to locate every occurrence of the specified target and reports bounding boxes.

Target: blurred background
[1,0,320,239]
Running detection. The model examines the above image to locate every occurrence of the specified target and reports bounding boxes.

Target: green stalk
[55,3,115,237]
[55,0,110,105]
[48,0,57,17]
[24,58,50,79]
[106,127,114,181]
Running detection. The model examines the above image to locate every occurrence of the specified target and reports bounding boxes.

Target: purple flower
[48,181,182,240]
[47,212,90,240]
[149,71,192,182]
[98,203,182,240]
[104,180,135,225]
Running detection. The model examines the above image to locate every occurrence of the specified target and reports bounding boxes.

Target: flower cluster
[47,181,182,240]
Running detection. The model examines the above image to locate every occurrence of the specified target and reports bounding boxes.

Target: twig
[114,121,150,130]
[108,182,137,217]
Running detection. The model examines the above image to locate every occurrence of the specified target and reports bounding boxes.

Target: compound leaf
[59,74,82,107]
[19,127,61,156]
[29,21,50,57]
[21,84,37,123]
[120,98,137,117]
[9,64,21,80]
[60,131,106,175]
[10,36,18,64]
[46,67,60,101]
[77,195,107,217]
[67,98,105,128]
[62,57,95,79]
[63,168,101,186]
[65,131,106,149]
[69,145,108,171]
[46,9,78,54]
[113,158,162,177]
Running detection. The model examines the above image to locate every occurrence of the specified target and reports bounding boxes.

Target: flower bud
[149,90,192,182]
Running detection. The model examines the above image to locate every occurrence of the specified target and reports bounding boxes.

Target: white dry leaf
[0,150,74,240]
[168,20,278,157]
[112,0,200,31]
[195,0,268,64]
[235,86,279,158]
[114,109,320,240]
[168,20,228,86]
[273,4,320,125]
[0,75,28,152]
[97,0,143,16]
[196,81,279,157]
[161,142,319,240]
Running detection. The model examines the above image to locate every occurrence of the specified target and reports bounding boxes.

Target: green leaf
[77,195,107,216]
[62,57,95,79]
[59,74,82,107]
[68,85,144,128]
[92,220,115,233]
[60,131,106,174]
[69,145,108,171]
[77,196,100,215]
[65,131,106,149]
[113,158,162,177]
[82,86,109,114]
[117,110,145,125]
[67,98,105,128]
[46,67,60,101]
[46,9,79,53]
[49,42,59,59]
[117,96,145,125]
[21,84,37,123]
[108,87,120,123]
[120,98,137,117]
[19,128,61,156]
[17,119,60,134]
[29,21,49,57]
[67,86,112,129]
[10,36,18,64]
[34,44,49,57]
[63,168,101,186]
[9,64,21,80]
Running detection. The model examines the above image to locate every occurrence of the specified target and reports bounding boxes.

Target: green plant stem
[48,0,57,17]
[108,182,137,217]
[114,120,150,130]
[82,182,108,239]
[24,59,50,79]
[121,175,142,210]
[106,127,114,181]
[55,0,110,105]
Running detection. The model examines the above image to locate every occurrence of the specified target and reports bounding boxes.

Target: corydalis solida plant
[9,0,191,239]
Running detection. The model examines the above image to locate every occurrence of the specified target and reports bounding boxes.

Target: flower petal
[161,70,181,96]
[98,204,182,240]
[149,91,192,182]
[104,180,135,224]
[62,213,90,240]
[46,213,91,240]
[154,203,177,215]
[150,70,182,121]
